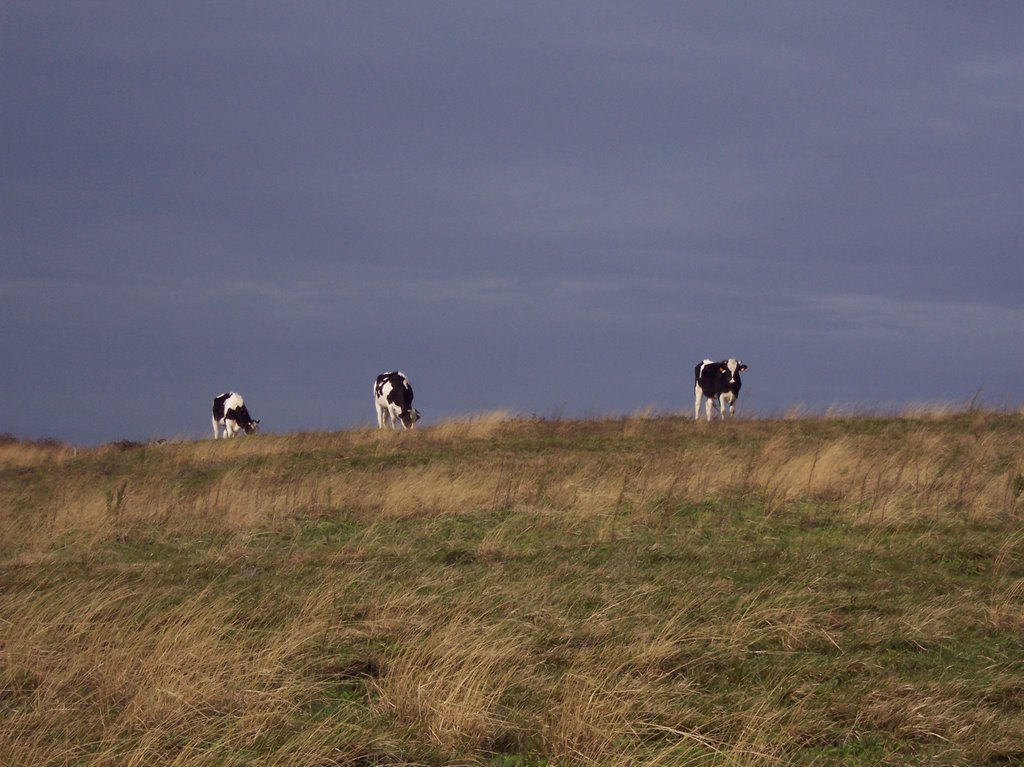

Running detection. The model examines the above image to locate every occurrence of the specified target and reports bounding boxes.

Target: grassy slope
[2,413,1024,766]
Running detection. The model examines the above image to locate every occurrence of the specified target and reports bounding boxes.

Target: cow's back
[375,372,412,409]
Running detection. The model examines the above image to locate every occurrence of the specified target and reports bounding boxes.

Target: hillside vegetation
[2,412,1024,766]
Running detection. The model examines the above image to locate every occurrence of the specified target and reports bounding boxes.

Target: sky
[3,2,1023,444]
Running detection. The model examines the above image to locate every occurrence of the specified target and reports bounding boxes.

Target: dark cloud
[2,3,1022,443]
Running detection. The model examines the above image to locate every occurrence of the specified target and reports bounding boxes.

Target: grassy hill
[2,412,1024,766]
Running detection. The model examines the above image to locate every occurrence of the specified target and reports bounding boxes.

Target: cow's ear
[739,364,748,372]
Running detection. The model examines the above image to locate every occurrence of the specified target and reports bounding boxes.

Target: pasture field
[2,412,1024,766]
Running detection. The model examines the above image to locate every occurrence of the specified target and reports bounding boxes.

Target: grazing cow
[694,359,748,421]
[211,392,260,438]
[374,371,420,429]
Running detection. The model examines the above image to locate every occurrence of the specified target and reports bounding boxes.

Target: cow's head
[723,359,747,383]
[400,409,421,429]
[243,419,261,435]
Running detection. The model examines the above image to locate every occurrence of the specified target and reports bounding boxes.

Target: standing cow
[694,359,748,421]
[212,392,260,438]
[374,371,421,429]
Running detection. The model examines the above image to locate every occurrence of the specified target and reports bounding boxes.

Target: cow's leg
[694,385,703,420]
[212,417,220,439]
[721,392,734,418]
[705,397,717,422]
[376,403,385,429]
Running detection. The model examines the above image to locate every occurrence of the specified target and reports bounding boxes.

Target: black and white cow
[211,392,260,438]
[374,371,420,429]
[694,359,748,421]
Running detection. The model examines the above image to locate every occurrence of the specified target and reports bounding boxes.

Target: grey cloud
[2,3,1022,442]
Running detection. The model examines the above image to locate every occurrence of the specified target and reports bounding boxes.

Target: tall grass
[2,411,1023,765]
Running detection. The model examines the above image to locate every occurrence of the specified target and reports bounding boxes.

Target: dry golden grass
[0,439,77,468]
[429,410,516,441]
[2,411,1024,765]
[372,610,529,751]
[6,411,1022,553]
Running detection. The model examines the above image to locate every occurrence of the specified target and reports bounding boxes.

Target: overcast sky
[3,3,1022,444]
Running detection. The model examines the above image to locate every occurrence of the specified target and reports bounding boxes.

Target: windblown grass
[2,411,1023,765]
